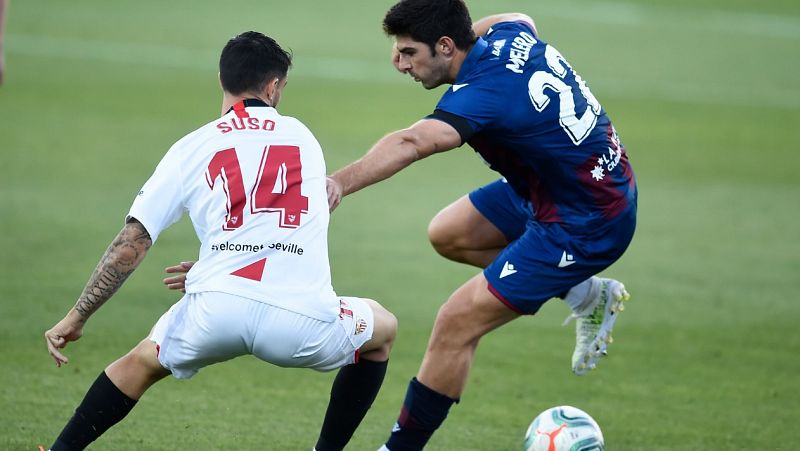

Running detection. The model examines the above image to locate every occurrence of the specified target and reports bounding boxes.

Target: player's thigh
[428,195,508,251]
[251,297,375,372]
[484,220,629,315]
[150,292,252,379]
[461,179,533,243]
[431,272,520,347]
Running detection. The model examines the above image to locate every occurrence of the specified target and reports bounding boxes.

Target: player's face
[394,36,450,89]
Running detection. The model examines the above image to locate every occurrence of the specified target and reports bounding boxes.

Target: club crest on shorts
[354,318,368,335]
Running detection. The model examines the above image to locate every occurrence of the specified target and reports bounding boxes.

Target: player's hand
[327,177,343,212]
[45,311,85,367]
[163,261,194,292]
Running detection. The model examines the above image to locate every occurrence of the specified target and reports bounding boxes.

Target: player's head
[383,0,475,89]
[219,31,292,107]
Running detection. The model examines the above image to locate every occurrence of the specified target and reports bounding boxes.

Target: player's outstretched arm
[472,13,537,37]
[327,118,462,212]
[44,218,152,367]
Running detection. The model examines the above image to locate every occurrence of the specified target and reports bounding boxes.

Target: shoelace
[562,313,580,327]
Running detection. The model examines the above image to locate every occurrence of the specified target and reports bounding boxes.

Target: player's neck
[448,48,470,83]
[220,92,272,116]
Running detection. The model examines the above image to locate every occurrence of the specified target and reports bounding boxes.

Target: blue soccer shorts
[468,179,636,315]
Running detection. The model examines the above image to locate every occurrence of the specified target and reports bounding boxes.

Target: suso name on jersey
[216,117,277,134]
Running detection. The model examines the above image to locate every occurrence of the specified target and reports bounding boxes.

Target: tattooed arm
[45,218,153,367]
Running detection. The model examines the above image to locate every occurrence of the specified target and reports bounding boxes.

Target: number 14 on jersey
[205,145,308,230]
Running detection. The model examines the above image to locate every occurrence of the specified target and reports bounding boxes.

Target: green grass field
[2,0,799,449]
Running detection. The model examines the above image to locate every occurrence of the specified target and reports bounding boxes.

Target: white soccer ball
[523,405,604,451]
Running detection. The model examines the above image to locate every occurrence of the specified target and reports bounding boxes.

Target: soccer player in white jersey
[42,31,397,451]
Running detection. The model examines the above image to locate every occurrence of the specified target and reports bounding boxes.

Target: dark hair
[219,31,292,95]
[383,0,475,54]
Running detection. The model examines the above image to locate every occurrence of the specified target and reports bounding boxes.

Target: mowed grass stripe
[8,31,800,110]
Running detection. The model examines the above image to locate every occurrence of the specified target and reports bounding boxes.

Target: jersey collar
[454,37,488,84]
[226,98,271,117]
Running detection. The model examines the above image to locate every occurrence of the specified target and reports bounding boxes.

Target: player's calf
[315,299,396,451]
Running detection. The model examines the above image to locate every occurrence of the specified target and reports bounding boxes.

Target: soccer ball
[523,405,604,451]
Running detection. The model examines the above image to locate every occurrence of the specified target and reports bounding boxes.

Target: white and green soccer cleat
[569,278,630,375]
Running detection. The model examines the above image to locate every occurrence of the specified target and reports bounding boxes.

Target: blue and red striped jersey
[429,21,637,231]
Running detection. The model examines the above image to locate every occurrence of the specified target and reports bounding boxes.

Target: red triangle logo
[230,258,266,281]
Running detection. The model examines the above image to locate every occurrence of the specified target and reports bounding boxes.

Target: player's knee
[429,301,477,350]
[428,213,459,257]
[126,341,167,378]
[374,306,398,348]
[434,301,462,331]
[361,300,397,360]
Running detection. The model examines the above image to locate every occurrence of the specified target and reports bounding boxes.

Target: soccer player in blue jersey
[326,0,637,449]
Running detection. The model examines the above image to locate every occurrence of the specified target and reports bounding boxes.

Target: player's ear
[437,37,456,57]
[265,77,282,106]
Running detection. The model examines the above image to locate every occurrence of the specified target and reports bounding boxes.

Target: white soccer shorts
[149,292,374,379]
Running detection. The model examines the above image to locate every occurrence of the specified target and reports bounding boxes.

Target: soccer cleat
[569,278,630,375]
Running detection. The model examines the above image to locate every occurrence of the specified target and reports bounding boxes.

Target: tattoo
[74,220,152,319]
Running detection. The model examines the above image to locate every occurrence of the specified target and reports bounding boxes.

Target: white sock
[563,277,600,315]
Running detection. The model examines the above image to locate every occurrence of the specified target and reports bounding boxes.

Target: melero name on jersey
[505,31,537,74]
[216,117,277,134]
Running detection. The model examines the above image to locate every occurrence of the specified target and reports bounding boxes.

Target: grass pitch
[1,0,799,449]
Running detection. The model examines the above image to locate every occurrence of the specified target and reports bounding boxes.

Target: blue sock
[384,377,457,451]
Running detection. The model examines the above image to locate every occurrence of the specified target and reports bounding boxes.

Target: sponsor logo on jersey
[500,261,518,278]
[210,242,265,253]
[491,39,506,57]
[267,241,304,255]
[558,251,576,268]
[591,165,605,181]
[590,147,622,182]
[505,32,537,74]
[208,241,305,255]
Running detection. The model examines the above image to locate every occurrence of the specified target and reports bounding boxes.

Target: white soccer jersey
[129,100,339,321]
